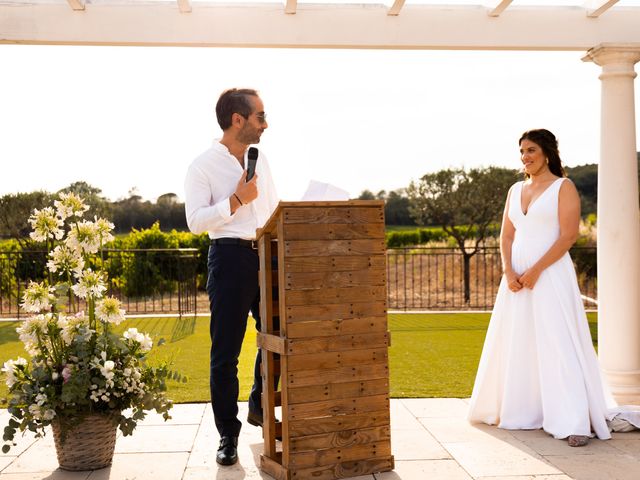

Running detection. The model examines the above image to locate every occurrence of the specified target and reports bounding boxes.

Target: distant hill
[565,154,640,216]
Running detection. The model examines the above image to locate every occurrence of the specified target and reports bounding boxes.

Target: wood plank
[287,363,389,387]
[286,332,390,355]
[289,441,392,468]
[285,268,385,290]
[289,456,394,480]
[258,232,277,459]
[288,410,390,437]
[286,285,386,307]
[260,454,288,480]
[257,333,286,354]
[286,316,387,339]
[289,425,390,453]
[288,394,390,420]
[284,255,385,273]
[284,239,385,257]
[283,207,384,225]
[287,378,389,405]
[282,223,385,241]
[287,348,388,372]
[286,303,387,323]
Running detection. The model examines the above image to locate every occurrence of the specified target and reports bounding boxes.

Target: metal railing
[1,246,598,317]
[387,246,597,310]
[0,249,199,319]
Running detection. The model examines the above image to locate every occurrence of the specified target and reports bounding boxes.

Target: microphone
[246,147,258,182]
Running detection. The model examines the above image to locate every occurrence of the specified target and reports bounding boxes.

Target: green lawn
[0,312,598,404]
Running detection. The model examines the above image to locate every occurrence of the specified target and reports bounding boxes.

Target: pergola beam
[585,1,619,18]
[66,0,85,11]
[177,0,192,14]
[487,1,513,18]
[387,0,406,17]
[284,0,297,15]
[1,4,639,50]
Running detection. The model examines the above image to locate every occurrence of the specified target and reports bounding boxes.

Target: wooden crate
[256,201,394,480]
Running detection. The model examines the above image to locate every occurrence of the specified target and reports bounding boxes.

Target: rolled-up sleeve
[184,164,232,234]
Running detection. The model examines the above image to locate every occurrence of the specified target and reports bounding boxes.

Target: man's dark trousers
[207,243,264,437]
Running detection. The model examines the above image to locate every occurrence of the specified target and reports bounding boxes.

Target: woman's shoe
[567,435,590,447]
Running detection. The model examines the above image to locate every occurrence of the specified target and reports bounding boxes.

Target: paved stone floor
[1,399,639,479]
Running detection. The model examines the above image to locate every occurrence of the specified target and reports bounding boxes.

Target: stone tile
[400,398,469,419]
[389,401,418,430]
[510,429,621,456]
[0,431,40,458]
[609,438,640,459]
[544,453,640,480]
[390,428,450,461]
[374,459,472,480]
[87,452,189,480]
[476,476,572,480]
[443,440,561,478]
[114,425,198,453]
[0,472,91,479]
[420,417,513,444]
[137,403,206,426]
[0,456,16,472]
[2,433,58,473]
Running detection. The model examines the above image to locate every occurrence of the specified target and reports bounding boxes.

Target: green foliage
[358,189,416,226]
[407,167,518,252]
[385,228,448,248]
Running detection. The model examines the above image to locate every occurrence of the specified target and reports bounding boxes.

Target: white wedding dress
[468,178,639,439]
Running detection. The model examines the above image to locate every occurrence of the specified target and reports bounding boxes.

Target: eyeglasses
[238,111,267,124]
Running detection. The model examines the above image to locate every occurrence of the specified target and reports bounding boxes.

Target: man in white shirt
[184,88,278,466]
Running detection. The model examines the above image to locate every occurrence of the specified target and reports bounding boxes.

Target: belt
[211,238,257,249]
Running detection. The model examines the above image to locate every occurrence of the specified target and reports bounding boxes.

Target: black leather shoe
[216,436,238,466]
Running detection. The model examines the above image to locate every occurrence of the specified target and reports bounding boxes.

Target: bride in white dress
[467,129,638,446]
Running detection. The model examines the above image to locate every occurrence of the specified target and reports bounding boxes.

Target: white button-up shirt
[184,141,279,240]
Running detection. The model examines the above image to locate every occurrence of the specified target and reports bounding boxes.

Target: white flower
[100,360,115,381]
[28,207,64,242]
[66,220,101,254]
[28,404,41,419]
[59,315,93,345]
[1,357,27,388]
[43,410,56,421]
[94,217,115,245]
[35,393,47,406]
[95,297,126,325]
[123,328,153,353]
[47,245,85,277]
[20,281,55,313]
[17,315,51,355]
[71,269,107,299]
[54,192,89,220]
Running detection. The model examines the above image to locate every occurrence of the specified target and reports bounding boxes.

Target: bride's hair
[519,129,566,178]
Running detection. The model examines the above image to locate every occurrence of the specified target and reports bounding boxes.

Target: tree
[407,166,518,304]
[358,189,416,225]
[0,191,54,244]
[58,181,112,219]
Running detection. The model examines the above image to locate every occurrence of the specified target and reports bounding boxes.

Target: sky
[1,44,639,203]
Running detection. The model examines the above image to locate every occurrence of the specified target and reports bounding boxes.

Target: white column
[583,44,640,405]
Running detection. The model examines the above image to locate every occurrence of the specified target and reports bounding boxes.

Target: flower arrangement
[1,193,176,453]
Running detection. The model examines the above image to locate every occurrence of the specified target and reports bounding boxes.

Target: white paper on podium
[300,180,350,201]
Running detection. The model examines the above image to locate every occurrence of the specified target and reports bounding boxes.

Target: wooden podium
[255,201,394,480]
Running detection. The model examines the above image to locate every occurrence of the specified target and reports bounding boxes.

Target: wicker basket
[52,412,118,471]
